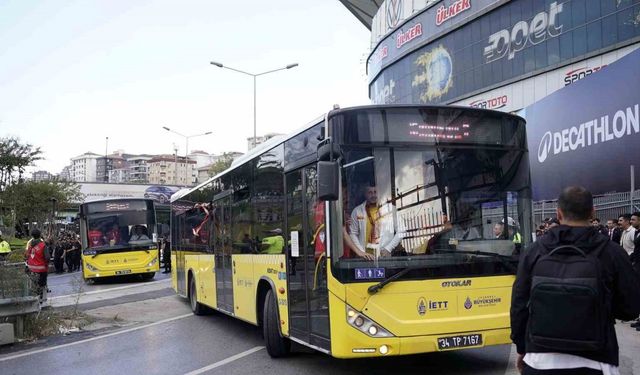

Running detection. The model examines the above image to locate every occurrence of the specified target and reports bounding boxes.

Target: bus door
[214,195,234,313]
[285,166,330,350]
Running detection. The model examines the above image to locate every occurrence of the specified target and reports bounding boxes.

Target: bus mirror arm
[317,139,340,162]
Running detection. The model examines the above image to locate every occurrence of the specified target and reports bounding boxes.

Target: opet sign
[484,2,563,63]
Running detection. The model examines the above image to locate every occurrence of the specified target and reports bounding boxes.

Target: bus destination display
[388,113,504,145]
[86,200,148,213]
[407,122,471,141]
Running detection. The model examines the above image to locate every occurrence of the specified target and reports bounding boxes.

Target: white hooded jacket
[349,201,404,256]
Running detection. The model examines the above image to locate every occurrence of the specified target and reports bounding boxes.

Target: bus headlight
[346,305,393,338]
[85,263,98,272]
[147,257,158,267]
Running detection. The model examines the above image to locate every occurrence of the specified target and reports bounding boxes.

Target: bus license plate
[437,334,482,350]
[115,270,132,275]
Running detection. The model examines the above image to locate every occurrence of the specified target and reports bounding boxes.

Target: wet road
[0,298,517,375]
[5,271,638,375]
[46,270,171,298]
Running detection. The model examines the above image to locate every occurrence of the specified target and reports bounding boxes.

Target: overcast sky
[0,0,371,176]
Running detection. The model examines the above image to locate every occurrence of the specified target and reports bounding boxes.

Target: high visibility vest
[0,240,10,254]
[513,232,522,244]
[26,241,47,273]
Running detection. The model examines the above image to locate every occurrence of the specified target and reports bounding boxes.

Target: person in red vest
[105,223,121,246]
[88,227,105,247]
[25,229,50,301]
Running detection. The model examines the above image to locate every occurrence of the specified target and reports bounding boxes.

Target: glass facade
[369,0,640,105]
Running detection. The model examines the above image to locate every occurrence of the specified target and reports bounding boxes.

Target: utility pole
[210,61,298,150]
[162,127,211,187]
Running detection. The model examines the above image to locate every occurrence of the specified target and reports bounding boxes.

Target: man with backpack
[511,186,640,374]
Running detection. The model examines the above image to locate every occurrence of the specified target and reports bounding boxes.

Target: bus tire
[189,276,205,315]
[263,289,290,357]
[141,272,155,281]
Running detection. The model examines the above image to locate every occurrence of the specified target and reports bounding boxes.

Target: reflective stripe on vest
[513,232,522,244]
[28,263,47,272]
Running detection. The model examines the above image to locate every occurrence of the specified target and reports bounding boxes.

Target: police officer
[162,238,171,274]
[502,217,522,255]
[0,233,11,261]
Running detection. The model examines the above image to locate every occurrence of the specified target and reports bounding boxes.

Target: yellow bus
[171,105,531,358]
[79,198,160,281]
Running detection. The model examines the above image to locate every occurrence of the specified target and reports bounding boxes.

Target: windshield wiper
[368,266,419,295]
[433,249,517,272]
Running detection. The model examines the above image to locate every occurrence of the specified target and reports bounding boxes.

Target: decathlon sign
[484,2,563,63]
[537,104,640,163]
[526,47,640,200]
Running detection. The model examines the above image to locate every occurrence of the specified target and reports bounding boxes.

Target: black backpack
[528,240,610,352]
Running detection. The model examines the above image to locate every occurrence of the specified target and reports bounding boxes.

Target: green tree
[0,137,43,191]
[2,181,82,236]
[208,153,235,177]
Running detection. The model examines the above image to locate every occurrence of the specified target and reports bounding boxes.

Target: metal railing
[534,190,640,225]
[0,262,41,341]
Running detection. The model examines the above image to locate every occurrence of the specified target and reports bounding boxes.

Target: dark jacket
[630,230,640,274]
[606,227,622,244]
[511,225,640,366]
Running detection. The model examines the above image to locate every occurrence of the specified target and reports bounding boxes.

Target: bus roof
[170,104,525,203]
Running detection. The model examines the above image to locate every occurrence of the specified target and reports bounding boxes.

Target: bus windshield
[330,107,531,282]
[82,201,156,252]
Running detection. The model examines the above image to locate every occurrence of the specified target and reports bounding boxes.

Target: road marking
[49,278,171,300]
[183,346,265,375]
[0,313,192,363]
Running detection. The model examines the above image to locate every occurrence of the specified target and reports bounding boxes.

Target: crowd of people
[51,230,81,274]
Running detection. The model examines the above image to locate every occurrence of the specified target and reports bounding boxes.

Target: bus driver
[349,184,403,258]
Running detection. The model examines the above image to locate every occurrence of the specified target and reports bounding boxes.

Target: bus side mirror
[317,161,339,201]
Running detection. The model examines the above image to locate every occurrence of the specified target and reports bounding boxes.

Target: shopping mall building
[342,0,640,208]
[342,0,639,112]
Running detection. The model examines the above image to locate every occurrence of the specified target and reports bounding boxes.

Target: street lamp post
[209,61,298,149]
[162,127,212,187]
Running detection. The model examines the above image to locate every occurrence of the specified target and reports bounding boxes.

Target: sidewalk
[81,294,190,332]
[616,321,640,375]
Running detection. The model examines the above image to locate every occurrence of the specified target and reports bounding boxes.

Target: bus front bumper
[83,264,159,279]
[331,327,512,358]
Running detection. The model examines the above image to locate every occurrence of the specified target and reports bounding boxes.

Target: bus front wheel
[141,272,155,281]
[189,276,205,315]
[263,289,290,357]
